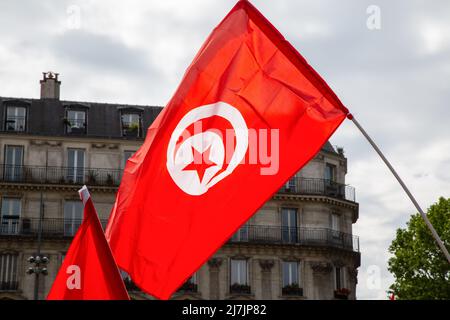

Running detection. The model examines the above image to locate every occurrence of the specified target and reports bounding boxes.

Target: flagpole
[348,114,450,264]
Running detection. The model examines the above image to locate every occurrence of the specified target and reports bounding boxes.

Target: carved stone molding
[30,140,62,147]
[207,258,223,270]
[258,259,274,272]
[92,143,107,149]
[310,262,333,274]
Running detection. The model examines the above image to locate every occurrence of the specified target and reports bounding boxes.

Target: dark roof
[0,97,340,156]
[322,141,337,154]
[0,97,162,140]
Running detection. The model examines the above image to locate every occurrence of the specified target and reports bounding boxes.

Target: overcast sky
[1,0,449,300]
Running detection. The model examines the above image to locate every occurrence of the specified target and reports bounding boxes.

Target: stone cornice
[273,194,359,222]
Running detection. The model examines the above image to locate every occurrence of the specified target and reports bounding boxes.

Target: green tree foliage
[388,197,450,299]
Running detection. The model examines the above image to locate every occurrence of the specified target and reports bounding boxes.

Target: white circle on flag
[166,102,248,196]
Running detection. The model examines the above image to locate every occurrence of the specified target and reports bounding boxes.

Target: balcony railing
[282,285,304,296]
[0,165,356,201]
[0,165,122,187]
[177,282,198,293]
[229,225,359,252]
[230,283,251,294]
[279,177,355,202]
[0,218,359,253]
[0,218,109,237]
[0,281,19,291]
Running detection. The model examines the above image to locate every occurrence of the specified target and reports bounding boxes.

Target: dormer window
[5,106,27,132]
[121,113,142,138]
[65,110,86,134]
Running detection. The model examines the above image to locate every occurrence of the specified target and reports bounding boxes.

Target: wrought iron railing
[279,177,355,202]
[0,165,356,201]
[0,218,109,237]
[177,282,198,293]
[282,285,304,296]
[0,281,19,291]
[0,219,359,252]
[0,164,122,187]
[230,283,251,294]
[229,225,359,252]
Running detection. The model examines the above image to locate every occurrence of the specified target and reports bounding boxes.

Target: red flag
[389,292,395,300]
[47,186,129,300]
[106,0,349,300]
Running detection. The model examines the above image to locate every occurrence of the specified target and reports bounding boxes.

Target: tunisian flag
[106,0,349,299]
[47,186,129,300]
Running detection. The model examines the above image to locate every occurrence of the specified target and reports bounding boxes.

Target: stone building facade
[0,72,360,300]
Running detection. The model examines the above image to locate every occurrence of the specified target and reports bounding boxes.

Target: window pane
[331,214,340,231]
[67,149,85,183]
[121,113,141,137]
[282,208,298,243]
[64,201,83,236]
[6,106,26,131]
[325,163,336,181]
[0,254,18,285]
[282,262,299,286]
[1,198,21,217]
[231,259,247,285]
[335,267,341,289]
[123,151,135,167]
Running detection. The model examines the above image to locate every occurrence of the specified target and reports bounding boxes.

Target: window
[0,198,21,235]
[64,200,83,236]
[331,213,340,232]
[5,106,26,132]
[281,208,298,243]
[121,113,142,137]
[230,259,248,285]
[232,222,249,242]
[179,272,198,292]
[4,145,23,181]
[334,266,346,290]
[67,149,85,183]
[0,253,19,291]
[123,150,135,168]
[282,261,299,287]
[325,163,336,182]
[66,110,86,134]
[284,176,297,192]
[188,272,197,285]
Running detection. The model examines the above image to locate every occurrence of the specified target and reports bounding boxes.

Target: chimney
[40,71,61,100]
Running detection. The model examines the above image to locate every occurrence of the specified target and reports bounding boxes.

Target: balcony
[334,288,351,300]
[279,177,355,202]
[229,225,360,252]
[0,165,357,202]
[230,283,251,295]
[282,284,304,296]
[0,165,122,187]
[0,281,19,291]
[177,281,198,293]
[0,218,108,237]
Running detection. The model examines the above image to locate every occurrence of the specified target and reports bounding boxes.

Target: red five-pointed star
[182,145,217,183]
